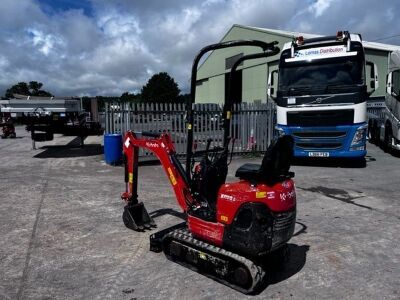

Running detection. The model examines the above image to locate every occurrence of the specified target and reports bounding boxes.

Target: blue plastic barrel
[104,134,122,165]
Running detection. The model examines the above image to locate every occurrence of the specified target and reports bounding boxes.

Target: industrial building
[196,24,400,104]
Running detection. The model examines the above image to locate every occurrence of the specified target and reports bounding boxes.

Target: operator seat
[235,135,295,183]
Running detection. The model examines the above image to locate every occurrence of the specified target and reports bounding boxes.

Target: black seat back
[191,151,228,211]
[260,135,294,180]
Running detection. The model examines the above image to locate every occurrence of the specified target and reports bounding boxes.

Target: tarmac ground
[0,127,399,299]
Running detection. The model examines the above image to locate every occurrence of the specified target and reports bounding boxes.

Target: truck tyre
[383,125,393,153]
[370,121,379,144]
[353,158,366,168]
[368,121,375,144]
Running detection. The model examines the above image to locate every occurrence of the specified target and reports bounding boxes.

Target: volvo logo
[307,95,334,105]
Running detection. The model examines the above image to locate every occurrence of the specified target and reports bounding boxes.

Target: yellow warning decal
[128,173,133,183]
[167,167,177,185]
[227,111,231,119]
[220,215,229,222]
[256,191,267,198]
[188,123,192,130]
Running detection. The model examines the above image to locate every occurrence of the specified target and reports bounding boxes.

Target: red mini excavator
[121,40,296,294]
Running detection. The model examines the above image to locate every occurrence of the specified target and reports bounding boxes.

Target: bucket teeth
[122,202,155,231]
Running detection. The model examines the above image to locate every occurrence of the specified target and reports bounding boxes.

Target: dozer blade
[122,202,156,231]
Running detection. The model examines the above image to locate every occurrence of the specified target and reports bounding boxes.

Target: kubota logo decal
[146,142,159,148]
[280,190,295,202]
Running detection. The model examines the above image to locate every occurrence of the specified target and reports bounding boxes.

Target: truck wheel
[368,122,374,144]
[368,122,378,144]
[352,158,366,168]
[384,127,393,153]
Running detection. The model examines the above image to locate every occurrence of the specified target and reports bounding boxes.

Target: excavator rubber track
[162,228,265,294]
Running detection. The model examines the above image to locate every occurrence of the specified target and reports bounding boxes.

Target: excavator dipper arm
[121,131,196,230]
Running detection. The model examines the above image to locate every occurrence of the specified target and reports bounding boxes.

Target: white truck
[268,31,378,160]
[368,51,400,152]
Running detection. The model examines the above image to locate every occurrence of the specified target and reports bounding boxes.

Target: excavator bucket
[122,202,156,231]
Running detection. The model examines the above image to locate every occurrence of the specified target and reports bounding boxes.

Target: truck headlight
[351,124,367,146]
[275,126,285,137]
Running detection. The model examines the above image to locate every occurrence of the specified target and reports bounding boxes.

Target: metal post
[31,120,36,150]
[105,101,109,134]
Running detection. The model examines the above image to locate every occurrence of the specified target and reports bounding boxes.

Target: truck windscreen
[279,56,363,95]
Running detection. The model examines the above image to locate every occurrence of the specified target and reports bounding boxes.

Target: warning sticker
[220,215,229,222]
[167,168,177,185]
[256,191,267,198]
[124,137,130,148]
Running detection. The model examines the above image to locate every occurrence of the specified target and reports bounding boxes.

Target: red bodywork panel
[187,215,225,247]
[187,179,296,246]
[216,179,296,225]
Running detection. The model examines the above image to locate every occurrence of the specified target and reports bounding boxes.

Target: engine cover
[216,179,296,225]
[216,179,296,257]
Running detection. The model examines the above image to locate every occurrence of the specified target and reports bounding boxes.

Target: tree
[141,72,180,103]
[5,82,30,98]
[5,81,53,98]
[120,92,141,103]
[176,93,191,104]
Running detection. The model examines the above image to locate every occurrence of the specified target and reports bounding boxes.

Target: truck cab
[268,31,378,159]
[380,51,400,151]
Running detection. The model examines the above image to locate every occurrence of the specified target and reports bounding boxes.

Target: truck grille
[288,128,351,152]
[287,110,354,126]
[293,131,347,138]
[297,142,342,150]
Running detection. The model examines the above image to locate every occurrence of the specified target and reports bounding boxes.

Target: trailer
[0,94,102,148]
[368,51,400,153]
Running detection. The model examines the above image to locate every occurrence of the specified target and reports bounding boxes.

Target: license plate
[308,152,330,157]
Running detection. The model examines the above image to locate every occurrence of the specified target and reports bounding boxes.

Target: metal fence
[367,99,386,120]
[101,101,386,157]
[102,102,276,156]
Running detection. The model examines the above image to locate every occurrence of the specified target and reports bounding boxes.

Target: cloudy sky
[1,0,399,97]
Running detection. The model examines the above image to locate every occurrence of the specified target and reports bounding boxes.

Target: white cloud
[308,0,333,17]
[28,29,63,56]
[0,56,10,69]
